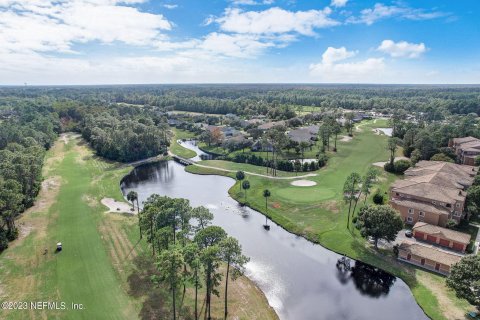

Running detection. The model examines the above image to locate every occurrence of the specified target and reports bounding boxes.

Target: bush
[372,190,384,205]
[430,153,454,163]
[6,227,19,241]
[445,219,457,229]
[383,162,395,173]
[0,229,8,252]
[394,159,411,174]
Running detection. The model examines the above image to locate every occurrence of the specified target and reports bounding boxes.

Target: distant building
[287,126,318,144]
[257,120,286,131]
[390,161,477,227]
[449,136,480,165]
[251,140,273,152]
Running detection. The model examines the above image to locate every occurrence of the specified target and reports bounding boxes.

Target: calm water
[121,160,427,320]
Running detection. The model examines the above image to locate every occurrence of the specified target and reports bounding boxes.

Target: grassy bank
[170,128,197,159]
[187,120,472,320]
[0,134,277,320]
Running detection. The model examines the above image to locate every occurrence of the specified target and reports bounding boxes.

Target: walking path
[169,150,317,180]
[191,162,318,180]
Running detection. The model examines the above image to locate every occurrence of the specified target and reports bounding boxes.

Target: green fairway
[170,128,197,158]
[0,134,278,320]
[0,135,138,320]
[186,120,471,320]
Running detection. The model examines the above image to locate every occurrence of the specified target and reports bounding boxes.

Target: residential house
[251,140,274,152]
[449,136,480,165]
[257,120,285,131]
[397,241,461,275]
[412,222,471,253]
[390,161,477,227]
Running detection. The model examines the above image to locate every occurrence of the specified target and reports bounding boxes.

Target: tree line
[0,103,59,251]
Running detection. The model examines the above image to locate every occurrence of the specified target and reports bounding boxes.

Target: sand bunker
[340,135,352,142]
[291,180,317,187]
[101,197,135,214]
[372,156,409,167]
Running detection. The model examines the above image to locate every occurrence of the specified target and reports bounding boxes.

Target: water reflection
[336,257,396,298]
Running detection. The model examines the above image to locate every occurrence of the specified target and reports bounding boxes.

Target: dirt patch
[290,179,317,187]
[82,194,98,208]
[320,200,340,214]
[340,135,352,142]
[12,176,61,247]
[272,202,281,209]
[417,272,466,320]
[101,198,135,214]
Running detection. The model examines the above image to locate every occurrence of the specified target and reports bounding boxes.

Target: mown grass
[0,134,277,320]
[186,120,472,320]
[170,128,197,159]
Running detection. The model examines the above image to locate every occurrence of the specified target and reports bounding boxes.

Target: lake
[120,160,427,320]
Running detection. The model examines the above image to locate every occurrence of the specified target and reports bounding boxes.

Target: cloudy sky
[0,0,478,85]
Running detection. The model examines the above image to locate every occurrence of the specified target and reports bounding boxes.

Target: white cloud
[198,32,275,58]
[377,40,427,58]
[213,7,338,36]
[163,4,178,9]
[321,46,357,64]
[309,46,385,82]
[229,0,274,5]
[348,3,448,25]
[0,0,172,54]
[331,0,347,8]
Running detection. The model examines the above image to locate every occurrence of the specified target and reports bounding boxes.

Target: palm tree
[263,189,271,226]
[235,171,245,193]
[242,180,250,203]
[127,191,141,239]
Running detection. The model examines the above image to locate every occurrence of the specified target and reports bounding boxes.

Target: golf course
[0,134,276,320]
[186,119,472,320]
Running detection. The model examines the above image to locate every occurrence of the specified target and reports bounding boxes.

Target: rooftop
[398,241,462,266]
[413,222,471,244]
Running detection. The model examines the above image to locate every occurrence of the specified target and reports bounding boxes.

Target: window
[408,208,414,214]
[456,203,461,208]
[395,192,399,196]
[407,217,413,223]
[446,203,452,208]
[419,211,425,217]
[432,201,437,205]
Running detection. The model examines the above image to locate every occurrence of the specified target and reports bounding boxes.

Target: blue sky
[0,0,478,84]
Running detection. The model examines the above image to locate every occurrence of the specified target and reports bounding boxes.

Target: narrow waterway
[121,144,427,320]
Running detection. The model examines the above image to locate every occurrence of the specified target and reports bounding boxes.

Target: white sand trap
[340,135,352,142]
[372,156,410,167]
[101,197,135,214]
[291,180,317,187]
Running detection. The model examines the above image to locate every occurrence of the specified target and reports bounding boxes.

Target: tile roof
[391,181,465,203]
[398,241,462,266]
[391,199,450,216]
[413,222,471,244]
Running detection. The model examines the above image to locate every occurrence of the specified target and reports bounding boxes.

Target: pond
[120,161,427,320]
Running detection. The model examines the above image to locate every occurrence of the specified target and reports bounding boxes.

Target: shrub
[372,190,384,205]
[394,159,411,174]
[445,219,457,229]
[384,162,395,173]
[6,227,19,241]
[0,229,8,252]
[430,153,454,163]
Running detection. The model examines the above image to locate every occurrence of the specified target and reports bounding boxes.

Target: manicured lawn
[196,159,299,177]
[0,134,277,320]
[170,128,197,158]
[187,120,472,320]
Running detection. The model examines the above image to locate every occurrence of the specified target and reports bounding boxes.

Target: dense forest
[0,103,59,250]
[1,84,479,117]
